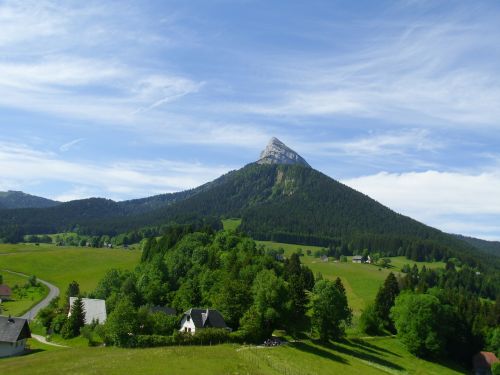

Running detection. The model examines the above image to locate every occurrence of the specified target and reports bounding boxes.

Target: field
[0,244,141,294]
[0,272,48,317]
[0,238,463,374]
[258,241,446,316]
[0,336,464,375]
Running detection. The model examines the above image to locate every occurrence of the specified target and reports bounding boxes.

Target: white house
[68,297,107,324]
[0,316,31,358]
[352,255,363,263]
[179,308,229,334]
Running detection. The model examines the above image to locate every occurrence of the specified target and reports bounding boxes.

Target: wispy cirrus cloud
[238,10,500,128]
[59,138,85,152]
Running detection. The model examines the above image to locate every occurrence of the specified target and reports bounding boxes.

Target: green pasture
[258,241,446,316]
[0,244,141,294]
[0,337,464,375]
[0,272,48,317]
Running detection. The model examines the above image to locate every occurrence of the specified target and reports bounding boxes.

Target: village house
[149,306,176,316]
[179,308,229,334]
[352,255,363,263]
[0,316,31,358]
[0,284,12,301]
[473,351,499,375]
[68,297,107,324]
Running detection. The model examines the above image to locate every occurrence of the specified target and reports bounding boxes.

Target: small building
[68,297,107,324]
[0,316,31,358]
[179,308,229,334]
[150,306,176,316]
[352,255,363,263]
[366,255,372,264]
[320,255,329,263]
[0,285,12,301]
[473,351,499,375]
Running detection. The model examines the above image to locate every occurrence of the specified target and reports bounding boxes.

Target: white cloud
[343,170,500,239]
[59,138,85,152]
[0,142,233,201]
[240,15,500,128]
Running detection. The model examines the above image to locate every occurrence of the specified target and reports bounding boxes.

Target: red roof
[473,352,499,369]
[0,284,12,296]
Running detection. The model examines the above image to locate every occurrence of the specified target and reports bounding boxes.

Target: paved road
[1,269,60,321]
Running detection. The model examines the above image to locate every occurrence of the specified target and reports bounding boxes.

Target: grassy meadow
[0,243,141,294]
[0,232,463,374]
[0,336,464,375]
[0,272,48,317]
[258,240,446,317]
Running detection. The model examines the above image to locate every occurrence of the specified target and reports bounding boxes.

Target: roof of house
[473,351,499,369]
[352,255,363,260]
[69,297,107,324]
[0,316,31,343]
[184,308,227,329]
[150,306,176,316]
[0,284,12,296]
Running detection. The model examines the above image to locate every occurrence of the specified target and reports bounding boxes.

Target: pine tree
[374,272,400,332]
[62,296,85,338]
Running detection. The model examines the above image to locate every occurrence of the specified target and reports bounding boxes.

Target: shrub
[135,335,175,348]
[359,303,384,335]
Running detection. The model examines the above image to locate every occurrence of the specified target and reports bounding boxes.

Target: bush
[135,335,175,348]
[359,303,384,335]
[491,362,500,375]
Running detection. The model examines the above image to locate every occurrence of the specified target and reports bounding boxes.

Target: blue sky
[1,0,500,240]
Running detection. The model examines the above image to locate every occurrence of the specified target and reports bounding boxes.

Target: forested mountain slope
[0,190,60,209]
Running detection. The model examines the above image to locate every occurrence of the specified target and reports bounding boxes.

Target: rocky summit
[257,137,311,167]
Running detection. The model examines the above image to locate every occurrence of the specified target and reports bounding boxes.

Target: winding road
[1,269,60,320]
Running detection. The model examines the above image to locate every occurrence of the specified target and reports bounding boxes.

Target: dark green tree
[311,279,352,342]
[374,272,400,332]
[62,296,85,338]
[391,292,446,358]
[104,298,138,347]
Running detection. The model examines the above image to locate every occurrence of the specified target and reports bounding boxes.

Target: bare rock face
[257,137,310,167]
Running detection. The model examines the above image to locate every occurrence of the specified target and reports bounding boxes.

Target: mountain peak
[257,137,310,167]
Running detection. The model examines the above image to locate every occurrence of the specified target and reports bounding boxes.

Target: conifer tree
[62,296,85,338]
[374,272,400,332]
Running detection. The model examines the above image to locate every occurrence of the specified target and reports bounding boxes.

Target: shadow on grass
[350,338,401,357]
[315,340,406,372]
[290,341,349,365]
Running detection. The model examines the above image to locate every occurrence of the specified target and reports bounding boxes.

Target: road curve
[1,269,60,321]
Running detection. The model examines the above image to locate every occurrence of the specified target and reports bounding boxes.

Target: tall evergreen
[374,272,400,332]
[62,296,85,338]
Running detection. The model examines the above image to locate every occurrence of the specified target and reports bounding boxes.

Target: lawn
[0,337,465,375]
[0,244,141,294]
[0,272,48,317]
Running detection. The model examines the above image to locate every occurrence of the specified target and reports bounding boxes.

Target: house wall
[0,339,26,358]
[179,315,197,334]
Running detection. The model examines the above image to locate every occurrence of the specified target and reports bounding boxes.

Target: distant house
[68,297,107,324]
[320,255,329,263]
[0,316,31,358]
[0,285,12,301]
[473,351,499,375]
[366,255,372,264]
[179,308,229,334]
[150,306,176,316]
[352,255,363,263]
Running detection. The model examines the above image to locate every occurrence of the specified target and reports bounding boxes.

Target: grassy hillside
[0,272,48,317]
[258,241,446,316]
[0,337,464,375]
[0,244,140,293]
